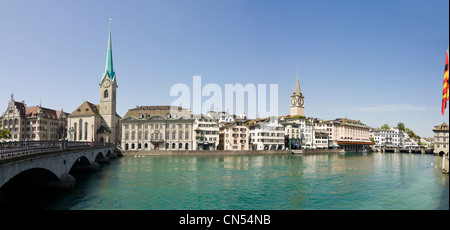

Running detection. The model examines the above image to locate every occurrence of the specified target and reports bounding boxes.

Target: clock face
[299,97,304,106]
[291,97,297,106]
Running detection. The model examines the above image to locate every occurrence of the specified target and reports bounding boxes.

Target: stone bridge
[0,141,117,189]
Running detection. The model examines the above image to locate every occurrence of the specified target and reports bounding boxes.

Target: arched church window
[104,90,109,98]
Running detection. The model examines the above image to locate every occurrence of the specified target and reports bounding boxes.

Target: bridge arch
[0,146,115,189]
[1,168,60,189]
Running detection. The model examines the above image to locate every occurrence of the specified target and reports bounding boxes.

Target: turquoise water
[1,152,448,210]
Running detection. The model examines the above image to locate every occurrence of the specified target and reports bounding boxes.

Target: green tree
[381,124,390,130]
[0,124,11,139]
[397,122,405,132]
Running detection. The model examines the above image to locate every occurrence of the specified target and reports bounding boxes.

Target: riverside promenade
[122,149,345,156]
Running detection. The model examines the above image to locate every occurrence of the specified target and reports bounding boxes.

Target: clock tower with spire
[99,19,119,145]
[290,73,305,117]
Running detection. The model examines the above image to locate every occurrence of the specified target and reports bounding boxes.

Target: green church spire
[101,18,115,83]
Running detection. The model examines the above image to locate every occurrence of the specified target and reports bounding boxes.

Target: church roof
[68,101,101,117]
[97,124,112,134]
[101,21,115,84]
[433,122,449,131]
[291,75,303,96]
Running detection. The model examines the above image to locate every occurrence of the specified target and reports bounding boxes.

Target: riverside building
[333,118,373,151]
[248,116,285,150]
[121,106,194,150]
[433,122,449,156]
[0,95,68,141]
[193,114,219,150]
[218,120,250,150]
[373,127,405,147]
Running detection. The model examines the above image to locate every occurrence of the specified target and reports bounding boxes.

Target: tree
[381,124,390,130]
[397,122,405,132]
[0,124,11,139]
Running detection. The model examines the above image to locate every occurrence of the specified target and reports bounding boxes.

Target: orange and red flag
[442,47,449,116]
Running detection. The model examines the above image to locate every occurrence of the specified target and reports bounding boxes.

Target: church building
[67,22,121,146]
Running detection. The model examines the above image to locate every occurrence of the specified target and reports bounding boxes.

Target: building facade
[373,127,404,147]
[333,118,372,151]
[67,23,121,146]
[280,116,306,150]
[249,117,285,150]
[218,120,250,150]
[121,106,194,150]
[193,115,220,150]
[0,96,68,141]
[433,122,449,155]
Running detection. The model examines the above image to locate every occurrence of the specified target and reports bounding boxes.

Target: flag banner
[442,47,449,116]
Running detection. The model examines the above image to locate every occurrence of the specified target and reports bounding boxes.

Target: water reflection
[1,152,447,210]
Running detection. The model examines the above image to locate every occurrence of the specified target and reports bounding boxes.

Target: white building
[121,106,194,151]
[279,115,306,149]
[249,116,285,150]
[373,127,404,147]
[303,119,313,149]
[193,114,220,150]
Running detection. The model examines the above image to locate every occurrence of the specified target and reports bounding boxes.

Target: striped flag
[442,47,449,116]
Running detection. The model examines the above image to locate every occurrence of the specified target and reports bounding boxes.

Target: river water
[0,152,448,210]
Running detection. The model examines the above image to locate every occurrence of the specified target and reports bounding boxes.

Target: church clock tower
[99,20,119,145]
[290,74,304,117]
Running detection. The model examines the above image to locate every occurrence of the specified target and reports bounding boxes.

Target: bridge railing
[0,140,114,160]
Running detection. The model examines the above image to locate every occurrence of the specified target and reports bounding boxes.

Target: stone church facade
[67,23,121,146]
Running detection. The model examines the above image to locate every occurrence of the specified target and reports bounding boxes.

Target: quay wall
[122,149,345,156]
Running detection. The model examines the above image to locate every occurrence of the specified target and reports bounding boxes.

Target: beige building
[121,106,194,150]
[333,118,373,151]
[67,24,121,146]
[433,122,449,155]
[218,120,250,150]
[0,95,68,141]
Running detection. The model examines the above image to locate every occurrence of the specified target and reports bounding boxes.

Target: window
[172,131,176,139]
[131,131,135,140]
[79,119,83,141]
[74,123,77,140]
[125,132,129,140]
[185,143,189,150]
[179,143,183,149]
[104,90,109,98]
[85,122,88,140]
[179,131,183,140]
[172,143,176,149]
[185,131,189,140]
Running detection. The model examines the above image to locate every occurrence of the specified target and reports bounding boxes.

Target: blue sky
[0,0,448,137]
